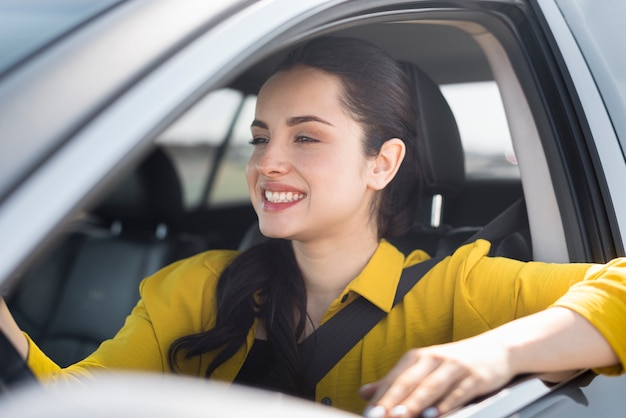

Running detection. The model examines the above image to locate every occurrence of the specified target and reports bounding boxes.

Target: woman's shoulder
[398,238,493,268]
[139,249,239,300]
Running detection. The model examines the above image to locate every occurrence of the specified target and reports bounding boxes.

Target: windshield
[0,0,122,78]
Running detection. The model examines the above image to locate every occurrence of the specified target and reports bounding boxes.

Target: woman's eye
[249,137,269,145]
[295,136,319,143]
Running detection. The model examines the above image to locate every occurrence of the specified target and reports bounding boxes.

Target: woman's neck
[292,230,380,328]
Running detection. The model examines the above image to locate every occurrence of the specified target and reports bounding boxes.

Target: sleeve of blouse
[552,257,626,374]
[25,294,164,386]
[26,274,179,384]
[25,250,237,384]
[457,241,625,374]
[450,240,591,330]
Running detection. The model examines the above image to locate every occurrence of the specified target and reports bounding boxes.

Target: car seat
[386,62,466,256]
[8,148,206,366]
[390,62,531,259]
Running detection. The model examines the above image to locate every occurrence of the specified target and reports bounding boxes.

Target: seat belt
[299,198,528,397]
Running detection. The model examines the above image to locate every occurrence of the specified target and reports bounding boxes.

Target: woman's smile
[261,182,307,212]
[264,190,306,204]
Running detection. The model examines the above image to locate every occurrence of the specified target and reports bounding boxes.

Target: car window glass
[0,0,121,78]
[157,88,253,209]
[208,95,256,206]
[441,81,519,179]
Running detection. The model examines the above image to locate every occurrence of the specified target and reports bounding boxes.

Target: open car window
[157,78,519,210]
[156,89,256,209]
[442,81,518,179]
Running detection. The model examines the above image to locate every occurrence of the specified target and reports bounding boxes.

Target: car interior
[7,15,547,369]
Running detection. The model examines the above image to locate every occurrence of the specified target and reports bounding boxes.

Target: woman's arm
[361,306,618,418]
[0,297,28,359]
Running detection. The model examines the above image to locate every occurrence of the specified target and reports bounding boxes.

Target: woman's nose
[254,141,290,176]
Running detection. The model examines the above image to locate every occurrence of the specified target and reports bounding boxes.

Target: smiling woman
[168,37,421,397]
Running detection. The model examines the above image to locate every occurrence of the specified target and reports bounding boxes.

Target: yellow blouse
[25,239,626,415]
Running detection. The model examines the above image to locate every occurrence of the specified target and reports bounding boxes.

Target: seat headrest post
[430,194,443,228]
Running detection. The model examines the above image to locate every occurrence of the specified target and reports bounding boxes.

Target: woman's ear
[368,138,406,190]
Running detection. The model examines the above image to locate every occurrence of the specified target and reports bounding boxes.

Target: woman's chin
[257,225,291,240]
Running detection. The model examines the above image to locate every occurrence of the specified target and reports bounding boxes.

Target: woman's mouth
[264,190,306,203]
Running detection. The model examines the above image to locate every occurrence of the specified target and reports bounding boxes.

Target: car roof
[231,20,494,96]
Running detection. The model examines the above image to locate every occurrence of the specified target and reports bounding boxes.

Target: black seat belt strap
[300,256,441,396]
[469,198,527,248]
[300,198,528,397]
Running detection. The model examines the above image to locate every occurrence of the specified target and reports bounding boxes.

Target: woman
[0,36,624,418]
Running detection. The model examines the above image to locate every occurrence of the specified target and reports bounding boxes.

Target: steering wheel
[0,329,37,391]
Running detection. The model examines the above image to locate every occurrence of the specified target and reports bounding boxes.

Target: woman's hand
[359,337,514,417]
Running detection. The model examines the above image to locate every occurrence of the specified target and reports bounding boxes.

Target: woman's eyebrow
[251,119,268,129]
[251,115,334,129]
[287,115,334,127]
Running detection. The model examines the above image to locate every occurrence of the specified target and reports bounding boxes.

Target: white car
[1,0,625,416]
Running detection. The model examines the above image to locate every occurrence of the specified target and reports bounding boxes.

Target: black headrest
[93,148,184,227]
[402,62,465,198]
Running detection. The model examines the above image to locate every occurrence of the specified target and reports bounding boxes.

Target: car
[0,0,625,416]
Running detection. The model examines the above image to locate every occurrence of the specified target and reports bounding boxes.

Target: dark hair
[279,37,422,238]
[168,36,422,396]
[169,239,307,393]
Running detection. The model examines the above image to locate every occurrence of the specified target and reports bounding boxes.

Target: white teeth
[265,190,305,203]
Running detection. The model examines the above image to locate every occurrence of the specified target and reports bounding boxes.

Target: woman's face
[246,66,379,243]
